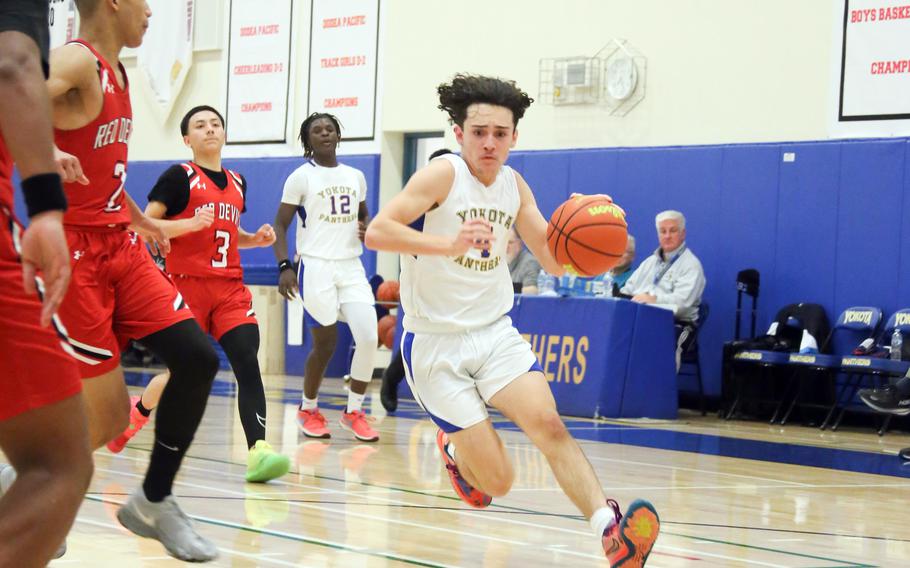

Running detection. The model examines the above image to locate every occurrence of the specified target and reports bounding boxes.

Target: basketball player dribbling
[47,0,219,561]
[273,112,380,443]
[0,1,93,564]
[106,104,291,484]
[365,74,660,567]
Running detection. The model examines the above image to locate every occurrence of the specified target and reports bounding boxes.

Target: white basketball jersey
[401,154,519,333]
[280,161,366,260]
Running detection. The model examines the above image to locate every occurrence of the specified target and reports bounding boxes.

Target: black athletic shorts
[0,0,50,77]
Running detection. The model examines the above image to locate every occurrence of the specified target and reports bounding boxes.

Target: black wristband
[22,173,68,218]
[278,259,294,273]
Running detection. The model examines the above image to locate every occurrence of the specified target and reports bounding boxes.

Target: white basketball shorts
[299,255,374,326]
[401,316,543,432]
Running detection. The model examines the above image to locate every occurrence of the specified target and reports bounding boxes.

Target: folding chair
[830,308,910,434]
[678,303,709,415]
[777,307,881,427]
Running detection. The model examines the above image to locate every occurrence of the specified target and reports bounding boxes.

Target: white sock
[300,395,318,411]
[590,506,615,537]
[346,390,366,413]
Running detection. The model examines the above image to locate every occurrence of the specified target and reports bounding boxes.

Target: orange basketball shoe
[339,410,380,442]
[297,408,331,439]
[435,429,492,509]
[602,498,660,567]
[107,396,150,453]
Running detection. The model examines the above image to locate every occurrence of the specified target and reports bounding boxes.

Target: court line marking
[116,380,895,566]
[98,448,884,568]
[580,452,815,486]
[79,496,457,568]
[94,465,531,547]
[74,516,299,567]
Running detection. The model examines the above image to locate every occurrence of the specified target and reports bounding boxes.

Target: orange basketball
[546,195,628,277]
[376,281,400,302]
[378,314,397,349]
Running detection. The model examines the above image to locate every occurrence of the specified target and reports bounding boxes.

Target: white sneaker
[117,488,218,562]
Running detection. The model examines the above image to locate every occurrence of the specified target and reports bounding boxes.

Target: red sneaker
[297,408,331,439]
[339,410,380,442]
[106,396,150,453]
[602,499,660,568]
[435,429,492,509]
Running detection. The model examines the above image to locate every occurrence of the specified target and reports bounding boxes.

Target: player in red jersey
[0,1,93,564]
[47,0,219,561]
[107,105,291,484]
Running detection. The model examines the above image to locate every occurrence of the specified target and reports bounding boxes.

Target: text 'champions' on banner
[226,0,293,143]
[307,0,380,140]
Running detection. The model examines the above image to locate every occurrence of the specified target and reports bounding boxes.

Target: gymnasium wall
[508,137,910,397]
[126,0,838,162]
[382,0,836,149]
[25,135,897,397]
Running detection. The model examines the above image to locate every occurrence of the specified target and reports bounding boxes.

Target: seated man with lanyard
[621,210,706,368]
[507,226,542,293]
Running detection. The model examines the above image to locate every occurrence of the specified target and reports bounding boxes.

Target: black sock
[138,319,218,502]
[220,324,266,449]
[143,440,187,502]
[135,398,152,417]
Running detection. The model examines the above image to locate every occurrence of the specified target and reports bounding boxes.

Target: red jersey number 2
[105,160,126,212]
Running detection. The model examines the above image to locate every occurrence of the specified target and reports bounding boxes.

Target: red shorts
[173,275,257,340]
[57,228,194,377]
[0,208,82,420]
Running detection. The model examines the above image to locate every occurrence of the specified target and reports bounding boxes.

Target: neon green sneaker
[245,440,291,483]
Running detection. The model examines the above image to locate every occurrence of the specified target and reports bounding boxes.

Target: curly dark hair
[298,112,342,158]
[437,74,534,128]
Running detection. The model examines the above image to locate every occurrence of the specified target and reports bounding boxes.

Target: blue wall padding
[25,137,910,397]
[902,143,910,305]
[835,141,903,313]
[773,143,839,314]
[13,154,382,278]
[499,137,910,397]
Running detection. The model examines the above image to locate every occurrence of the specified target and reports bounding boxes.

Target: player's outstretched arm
[238,224,276,249]
[126,194,170,255]
[513,172,565,277]
[365,159,491,256]
[144,201,214,239]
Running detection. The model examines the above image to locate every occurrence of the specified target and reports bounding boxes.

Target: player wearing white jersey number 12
[273,112,379,443]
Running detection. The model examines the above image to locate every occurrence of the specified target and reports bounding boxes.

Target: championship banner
[226,0,293,144]
[137,0,194,116]
[832,0,910,136]
[48,0,76,49]
[308,0,380,140]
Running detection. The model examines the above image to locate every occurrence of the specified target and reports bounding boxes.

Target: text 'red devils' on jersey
[166,162,246,279]
[54,40,133,229]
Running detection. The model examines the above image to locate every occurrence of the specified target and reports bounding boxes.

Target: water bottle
[600,272,614,298]
[891,329,903,361]
[537,269,557,296]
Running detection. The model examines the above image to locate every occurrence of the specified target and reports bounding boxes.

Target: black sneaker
[858,386,910,416]
[380,373,399,413]
[899,447,910,463]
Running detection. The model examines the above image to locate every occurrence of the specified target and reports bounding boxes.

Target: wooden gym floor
[28,369,910,566]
